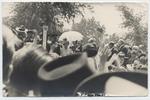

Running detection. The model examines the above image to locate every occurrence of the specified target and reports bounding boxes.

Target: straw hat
[38,53,95,96]
[74,71,147,96]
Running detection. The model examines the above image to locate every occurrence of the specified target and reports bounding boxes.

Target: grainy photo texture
[2,2,148,97]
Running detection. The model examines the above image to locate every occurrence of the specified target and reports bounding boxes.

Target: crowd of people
[12,25,99,57]
[2,25,147,96]
[101,39,147,72]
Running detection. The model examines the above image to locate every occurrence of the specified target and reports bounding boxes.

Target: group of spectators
[102,39,147,72]
[13,25,148,73]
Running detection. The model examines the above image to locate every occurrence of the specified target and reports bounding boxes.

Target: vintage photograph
[2,2,148,97]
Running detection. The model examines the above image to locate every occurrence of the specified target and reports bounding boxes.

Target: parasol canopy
[59,31,83,43]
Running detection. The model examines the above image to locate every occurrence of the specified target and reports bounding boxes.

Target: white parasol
[59,31,83,43]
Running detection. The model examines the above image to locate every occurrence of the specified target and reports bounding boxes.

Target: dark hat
[74,71,147,96]
[38,53,95,96]
[26,30,34,34]
[109,41,114,45]
[83,44,98,57]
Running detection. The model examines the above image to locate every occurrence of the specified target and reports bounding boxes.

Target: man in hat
[82,38,99,71]
[107,41,118,61]
[15,25,27,41]
[25,30,35,43]
[82,37,98,57]
[114,39,125,53]
[48,34,60,54]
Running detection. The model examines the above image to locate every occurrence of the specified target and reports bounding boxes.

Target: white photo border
[0,0,149,100]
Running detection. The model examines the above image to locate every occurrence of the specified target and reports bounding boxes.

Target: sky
[63,3,148,37]
[2,2,148,37]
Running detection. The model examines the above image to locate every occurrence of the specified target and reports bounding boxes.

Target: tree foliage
[118,5,148,50]
[108,33,120,43]
[4,2,89,35]
[72,17,105,45]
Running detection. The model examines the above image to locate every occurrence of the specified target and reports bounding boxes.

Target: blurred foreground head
[3,25,23,84]
[38,53,95,96]
[74,71,147,96]
[10,44,54,93]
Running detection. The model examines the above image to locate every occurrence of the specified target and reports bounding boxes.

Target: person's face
[133,60,140,68]
[119,57,124,65]
[131,51,137,58]
[109,44,114,48]
[64,43,69,48]
[51,37,57,42]
[140,56,146,64]
[31,34,35,38]
[118,41,124,46]
[138,51,142,56]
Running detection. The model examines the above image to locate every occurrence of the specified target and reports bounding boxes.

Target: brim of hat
[15,27,28,32]
[74,71,147,95]
[38,53,92,81]
[26,30,34,33]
